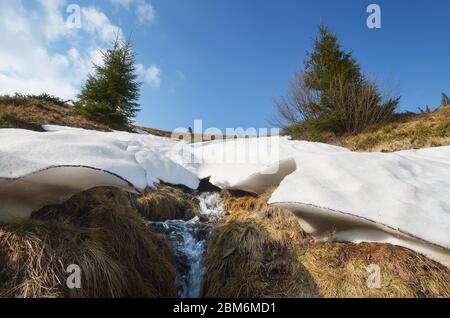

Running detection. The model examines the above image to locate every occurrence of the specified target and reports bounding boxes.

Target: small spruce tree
[304,24,362,99]
[275,23,399,138]
[77,36,141,129]
[441,93,450,107]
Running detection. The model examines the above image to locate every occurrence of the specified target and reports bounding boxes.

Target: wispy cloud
[136,1,155,24]
[0,0,159,99]
[109,0,134,9]
[137,64,161,88]
[109,0,155,24]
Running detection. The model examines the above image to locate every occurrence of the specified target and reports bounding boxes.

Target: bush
[275,74,399,139]
[31,93,69,107]
[0,93,68,108]
[274,24,400,139]
[0,110,44,131]
[327,77,399,134]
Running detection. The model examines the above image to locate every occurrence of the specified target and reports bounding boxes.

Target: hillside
[0,94,174,136]
[0,95,235,142]
[2,95,449,152]
[347,105,450,152]
[0,95,110,131]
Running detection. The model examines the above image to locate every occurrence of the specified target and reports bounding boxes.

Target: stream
[148,192,225,298]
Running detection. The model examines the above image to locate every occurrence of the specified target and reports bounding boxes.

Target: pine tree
[441,92,450,107]
[304,24,362,110]
[298,24,366,132]
[77,36,141,129]
[275,23,399,138]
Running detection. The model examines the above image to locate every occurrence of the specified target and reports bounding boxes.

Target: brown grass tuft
[133,184,199,222]
[0,187,177,298]
[222,188,275,218]
[203,189,315,298]
[203,189,450,298]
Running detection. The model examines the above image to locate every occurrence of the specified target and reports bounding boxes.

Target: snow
[0,127,148,188]
[177,137,348,193]
[0,166,135,222]
[0,126,199,221]
[1,124,449,267]
[42,125,199,190]
[269,147,450,267]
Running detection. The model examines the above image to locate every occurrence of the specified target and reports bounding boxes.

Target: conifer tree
[304,24,362,100]
[77,36,141,129]
[275,24,399,138]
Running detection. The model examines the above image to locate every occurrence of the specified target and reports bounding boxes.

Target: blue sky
[1,0,449,131]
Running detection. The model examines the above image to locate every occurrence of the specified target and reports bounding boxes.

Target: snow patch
[269,148,450,267]
[0,166,136,222]
[177,137,348,193]
[0,126,199,222]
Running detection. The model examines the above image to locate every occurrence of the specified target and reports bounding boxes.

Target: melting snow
[269,148,450,266]
[1,125,449,267]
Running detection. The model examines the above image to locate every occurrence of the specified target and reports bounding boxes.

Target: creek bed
[148,192,225,298]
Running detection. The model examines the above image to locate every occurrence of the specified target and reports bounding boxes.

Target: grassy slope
[0,95,218,140]
[347,105,450,152]
[0,95,174,136]
[0,96,112,131]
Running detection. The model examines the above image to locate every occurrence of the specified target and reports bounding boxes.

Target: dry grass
[132,184,199,222]
[300,241,450,298]
[0,96,112,131]
[347,105,450,152]
[203,189,450,298]
[203,189,317,298]
[137,126,173,138]
[0,187,177,298]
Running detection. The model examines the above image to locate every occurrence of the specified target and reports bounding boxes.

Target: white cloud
[0,0,80,99]
[0,0,158,100]
[137,64,161,88]
[109,0,134,8]
[36,0,68,41]
[82,6,123,43]
[136,1,155,24]
[109,0,155,24]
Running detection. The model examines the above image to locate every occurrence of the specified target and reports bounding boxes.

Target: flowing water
[149,192,225,298]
